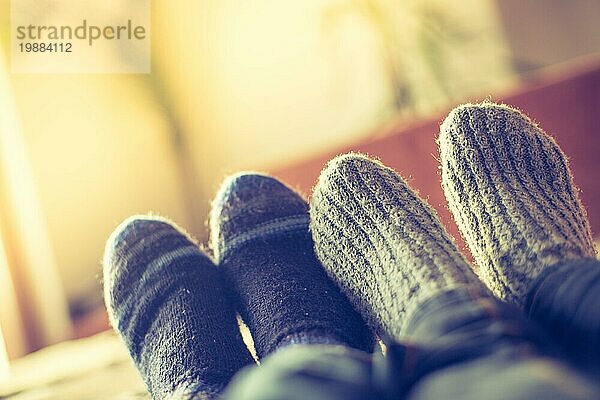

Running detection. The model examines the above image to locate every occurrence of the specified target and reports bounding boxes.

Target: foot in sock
[103,216,255,399]
[309,153,485,340]
[209,173,373,358]
[439,102,597,308]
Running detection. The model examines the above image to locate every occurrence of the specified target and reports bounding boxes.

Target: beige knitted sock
[439,102,596,308]
[310,153,483,340]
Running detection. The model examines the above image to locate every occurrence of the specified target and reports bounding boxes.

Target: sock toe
[103,215,197,318]
[210,172,309,260]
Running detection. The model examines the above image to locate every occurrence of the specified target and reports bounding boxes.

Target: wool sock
[103,216,255,400]
[439,102,597,308]
[209,173,373,359]
[309,153,484,340]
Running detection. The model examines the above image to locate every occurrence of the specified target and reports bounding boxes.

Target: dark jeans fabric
[400,286,598,400]
[222,344,380,400]
[223,285,600,400]
[526,257,600,372]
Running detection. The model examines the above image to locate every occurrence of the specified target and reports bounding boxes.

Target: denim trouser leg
[525,258,600,371]
[397,286,599,400]
[223,285,600,400]
[222,344,381,400]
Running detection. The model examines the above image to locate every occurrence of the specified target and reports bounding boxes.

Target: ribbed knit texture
[103,216,255,400]
[439,102,596,308]
[210,173,374,359]
[309,154,483,340]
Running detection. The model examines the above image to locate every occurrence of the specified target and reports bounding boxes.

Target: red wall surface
[271,61,600,258]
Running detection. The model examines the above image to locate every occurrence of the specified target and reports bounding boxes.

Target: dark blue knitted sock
[209,173,374,359]
[103,216,255,400]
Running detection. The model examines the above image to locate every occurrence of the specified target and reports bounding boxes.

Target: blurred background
[0,0,600,365]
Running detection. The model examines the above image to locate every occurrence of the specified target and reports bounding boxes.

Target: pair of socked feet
[103,103,597,398]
